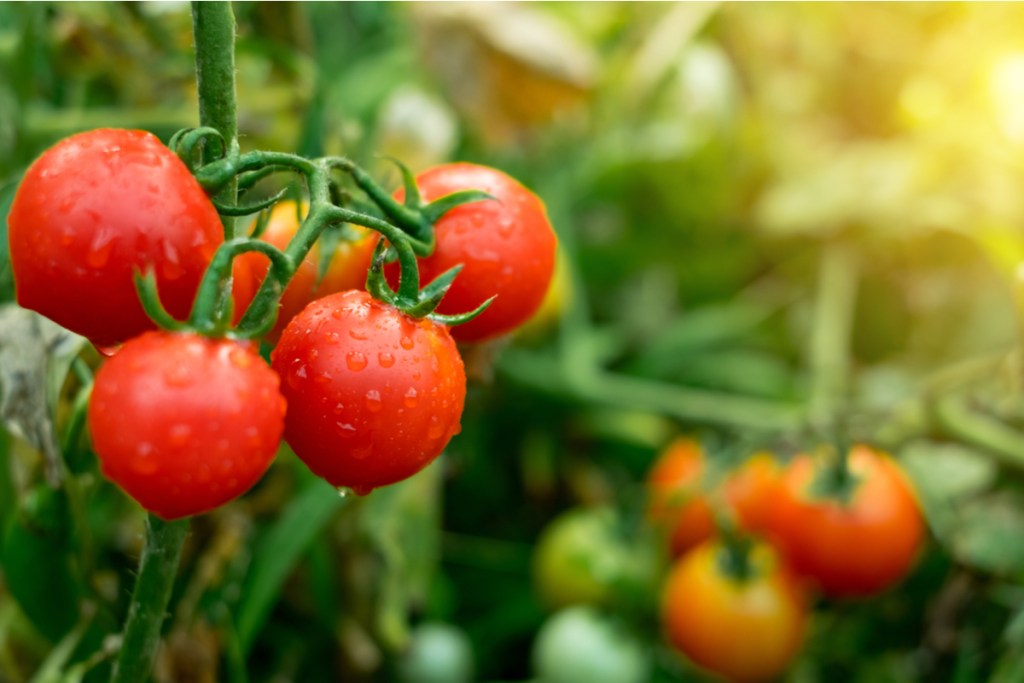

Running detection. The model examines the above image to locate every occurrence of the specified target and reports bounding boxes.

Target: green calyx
[143,128,495,338]
[806,441,862,506]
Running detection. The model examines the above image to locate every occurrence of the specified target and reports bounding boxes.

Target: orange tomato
[242,200,376,339]
[765,445,925,598]
[662,541,807,683]
[647,440,781,557]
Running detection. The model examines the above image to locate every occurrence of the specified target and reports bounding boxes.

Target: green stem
[110,515,189,683]
[808,240,859,431]
[192,1,239,239]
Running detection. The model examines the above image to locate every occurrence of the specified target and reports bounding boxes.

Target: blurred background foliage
[1,2,1024,682]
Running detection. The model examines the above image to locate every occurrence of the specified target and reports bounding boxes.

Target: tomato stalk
[110,515,189,683]
[112,3,237,681]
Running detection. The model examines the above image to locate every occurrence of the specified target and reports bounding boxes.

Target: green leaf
[951,493,1024,576]
[0,305,87,484]
[900,441,997,504]
[234,477,345,655]
[0,179,20,303]
[2,485,81,643]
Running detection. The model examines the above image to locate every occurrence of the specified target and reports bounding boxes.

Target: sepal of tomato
[88,331,286,520]
[271,289,466,494]
[8,129,226,346]
[662,540,807,683]
[764,445,925,598]
[387,163,557,342]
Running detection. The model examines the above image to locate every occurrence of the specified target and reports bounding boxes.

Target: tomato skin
[270,290,466,494]
[243,200,375,338]
[647,440,780,557]
[388,163,557,343]
[662,541,807,683]
[765,445,925,598]
[87,332,286,520]
[8,129,225,346]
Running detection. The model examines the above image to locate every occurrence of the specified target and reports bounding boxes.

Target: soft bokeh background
[2,3,1024,682]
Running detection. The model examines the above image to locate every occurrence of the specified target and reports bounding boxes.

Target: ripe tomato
[662,541,807,683]
[8,129,225,346]
[764,445,925,598]
[87,332,286,520]
[647,440,780,557]
[270,289,466,494]
[388,163,557,343]
[242,200,376,338]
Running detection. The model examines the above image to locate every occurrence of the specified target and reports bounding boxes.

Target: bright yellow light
[899,78,948,128]
[989,53,1024,142]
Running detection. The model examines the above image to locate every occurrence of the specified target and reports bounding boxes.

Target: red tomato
[242,200,376,338]
[662,541,807,683]
[270,289,466,494]
[765,445,925,598]
[87,332,286,520]
[388,163,557,343]
[647,440,780,557]
[8,129,225,346]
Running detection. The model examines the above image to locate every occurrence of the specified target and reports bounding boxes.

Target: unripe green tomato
[532,506,628,609]
[532,606,650,683]
[395,622,475,683]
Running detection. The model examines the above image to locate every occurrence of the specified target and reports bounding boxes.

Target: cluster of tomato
[7,128,556,519]
[647,438,926,682]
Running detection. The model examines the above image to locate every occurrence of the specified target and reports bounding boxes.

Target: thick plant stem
[808,240,859,431]
[192,1,239,239]
[111,515,189,683]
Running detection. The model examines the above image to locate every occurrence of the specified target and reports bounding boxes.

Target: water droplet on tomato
[333,402,346,415]
[497,216,515,237]
[160,241,184,280]
[331,308,345,319]
[351,444,372,460]
[169,424,192,447]
[378,352,395,368]
[428,418,444,440]
[336,486,354,498]
[346,351,367,371]
[400,335,414,350]
[287,361,308,388]
[403,387,419,408]
[86,230,116,268]
[335,422,356,437]
[350,484,373,496]
[165,366,191,387]
[349,328,368,340]
[365,390,382,412]
[95,344,121,358]
[229,348,252,368]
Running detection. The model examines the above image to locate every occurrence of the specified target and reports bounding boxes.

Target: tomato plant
[764,445,926,598]
[243,200,376,338]
[647,439,780,556]
[388,163,557,343]
[662,540,807,683]
[87,331,286,520]
[271,289,465,494]
[8,128,226,346]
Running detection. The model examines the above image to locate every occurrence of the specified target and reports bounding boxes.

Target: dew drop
[332,402,346,415]
[331,308,345,319]
[96,344,121,358]
[229,348,252,368]
[346,351,367,372]
[400,335,414,350]
[160,241,183,280]
[349,328,368,340]
[350,484,374,496]
[169,424,192,447]
[403,387,419,408]
[335,422,357,437]
[336,486,354,498]
[428,418,445,440]
[378,352,395,368]
[365,390,382,412]
[86,230,116,268]
[497,216,515,237]
[351,444,372,460]
[287,361,308,389]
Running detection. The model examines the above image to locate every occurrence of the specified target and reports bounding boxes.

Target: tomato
[388,163,557,343]
[242,200,376,338]
[396,622,475,683]
[532,606,650,683]
[647,440,780,557]
[270,289,465,494]
[662,541,807,683]
[87,332,286,520]
[532,507,636,610]
[764,445,925,598]
[8,129,225,346]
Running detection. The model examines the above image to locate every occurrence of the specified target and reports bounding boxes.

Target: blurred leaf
[361,460,443,650]
[0,306,86,485]
[901,441,997,504]
[0,179,20,303]
[235,479,345,655]
[2,485,81,643]
[951,493,1024,576]
[27,608,90,683]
